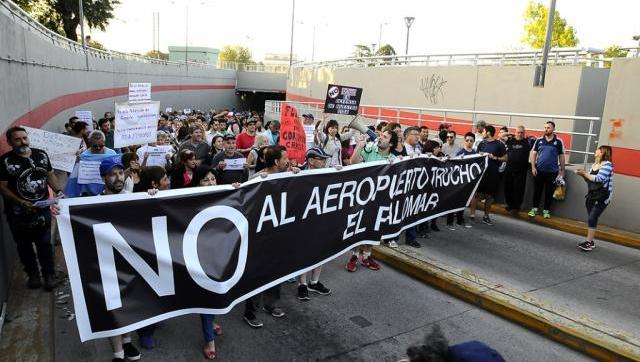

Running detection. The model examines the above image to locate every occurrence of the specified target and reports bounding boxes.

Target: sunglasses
[447,136,455,139]
[464,138,474,142]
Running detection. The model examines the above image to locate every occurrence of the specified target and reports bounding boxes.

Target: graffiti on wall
[609,118,623,140]
[419,74,447,104]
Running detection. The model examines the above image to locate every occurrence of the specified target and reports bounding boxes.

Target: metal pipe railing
[264,100,600,167]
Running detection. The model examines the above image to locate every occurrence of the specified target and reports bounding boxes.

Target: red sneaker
[346,255,358,272]
[361,257,380,271]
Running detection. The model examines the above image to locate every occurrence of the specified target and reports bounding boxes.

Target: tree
[15,0,120,42]
[88,39,106,50]
[375,44,396,56]
[603,45,629,68]
[352,44,372,58]
[521,0,578,49]
[219,45,253,63]
[144,50,169,60]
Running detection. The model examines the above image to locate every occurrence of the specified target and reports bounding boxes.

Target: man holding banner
[0,127,62,291]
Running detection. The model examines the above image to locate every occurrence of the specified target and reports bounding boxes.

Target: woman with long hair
[315,119,356,167]
[575,145,614,251]
[246,134,270,178]
[170,149,197,189]
[121,152,141,192]
[208,135,225,161]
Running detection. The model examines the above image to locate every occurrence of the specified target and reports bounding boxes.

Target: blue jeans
[406,226,417,242]
[200,314,216,342]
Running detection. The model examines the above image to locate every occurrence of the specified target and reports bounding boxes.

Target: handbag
[586,180,609,202]
[553,184,566,201]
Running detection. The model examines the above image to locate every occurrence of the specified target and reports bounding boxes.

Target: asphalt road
[54,255,590,361]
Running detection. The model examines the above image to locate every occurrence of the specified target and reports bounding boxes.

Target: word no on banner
[323,84,363,116]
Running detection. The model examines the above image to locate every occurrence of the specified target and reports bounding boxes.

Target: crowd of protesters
[0,106,615,360]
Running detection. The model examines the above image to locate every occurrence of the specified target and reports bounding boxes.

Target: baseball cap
[302,113,314,120]
[99,157,124,176]
[223,133,236,141]
[306,147,330,160]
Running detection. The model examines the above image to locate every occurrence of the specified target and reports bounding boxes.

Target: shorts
[478,172,499,198]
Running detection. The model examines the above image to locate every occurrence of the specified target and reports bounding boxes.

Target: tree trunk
[62,17,79,42]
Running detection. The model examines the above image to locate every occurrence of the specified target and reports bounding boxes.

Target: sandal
[213,323,223,336]
[203,345,216,360]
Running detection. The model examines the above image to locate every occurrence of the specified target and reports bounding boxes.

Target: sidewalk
[374,213,640,361]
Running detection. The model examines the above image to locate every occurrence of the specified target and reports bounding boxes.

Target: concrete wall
[236,71,287,93]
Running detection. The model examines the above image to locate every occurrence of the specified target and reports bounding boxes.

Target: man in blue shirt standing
[477,125,508,226]
[528,121,565,219]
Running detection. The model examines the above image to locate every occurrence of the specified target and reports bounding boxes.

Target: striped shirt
[590,161,614,203]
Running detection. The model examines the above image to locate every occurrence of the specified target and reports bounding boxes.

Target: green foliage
[603,45,629,68]
[15,0,120,42]
[87,39,106,50]
[353,44,372,58]
[521,0,578,49]
[375,44,396,56]
[219,45,254,63]
[144,50,169,60]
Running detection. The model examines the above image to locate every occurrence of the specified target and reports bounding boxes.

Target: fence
[264,100,599,167]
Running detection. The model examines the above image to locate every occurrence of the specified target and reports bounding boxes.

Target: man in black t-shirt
[0,127,63,291]
[504,125,531,212]
[476,125,507,226]
[212,134,248,185]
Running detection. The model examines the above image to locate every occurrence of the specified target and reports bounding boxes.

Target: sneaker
[243,311,263,328]
[297,284,310,301]
[577,241,593,251]
[457,220,472,228]
[430,223,440,232]
[446,223,456,231]
[44,274,56,292]
[263,306,285,318]
[406,240,421,248]
[542,210,551,219]
[528,208,538,217]
[27,274,42,289]
[346,254,358,272]
[123,342,141,361]
[360,257,380,271]
[308,281,331,295]
[139,335,155,350]
[482,215,494,226]
[385,240,398,248]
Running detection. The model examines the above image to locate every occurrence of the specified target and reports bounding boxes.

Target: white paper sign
[145,145,173,167]
[24,126,82,173]
[114,101,160,148]
[165,107,173,113]
[128,82,151,102]
[77,160,104,185]
[183,108,192,115]
[224,158,246,170]
[75,111,94,131]
[304,125,315,144]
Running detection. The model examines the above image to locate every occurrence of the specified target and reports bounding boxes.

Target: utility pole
[404,17,415,62]
[534,0,556,87]
[78,0,88,70]
[311,25,316,62]
[288,0,296,78]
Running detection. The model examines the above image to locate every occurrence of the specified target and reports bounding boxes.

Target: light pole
[378,22,388,50]
[404,17,415,56]
[534,0,556,87]
[288,0,296,79]
[78,0,88,69]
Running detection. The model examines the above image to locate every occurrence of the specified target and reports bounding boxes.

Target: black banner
[58,155,487,341]
[323,84,363,115]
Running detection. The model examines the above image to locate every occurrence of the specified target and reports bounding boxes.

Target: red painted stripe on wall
[610,146,640,177]
[1,84,235,154]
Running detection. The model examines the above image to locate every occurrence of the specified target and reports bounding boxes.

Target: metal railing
[0,0,288,73]
[295,48,611,69]
[265,100,600,167]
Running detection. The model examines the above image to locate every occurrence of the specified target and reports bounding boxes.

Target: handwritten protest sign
[128,83,151,102]
[75,111,94,131]
[279,103,306,165]
[224,158,246,170]
[114,101,160,148]
[303,125,315,144]
[24,127,82,173]
[323,84,363,115]
[78,160,104,185]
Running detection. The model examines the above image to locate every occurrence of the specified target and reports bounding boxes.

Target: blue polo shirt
[533,135,564,173]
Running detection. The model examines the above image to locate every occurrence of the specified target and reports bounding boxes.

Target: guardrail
[265,100,600,167]
[294,48,611,69]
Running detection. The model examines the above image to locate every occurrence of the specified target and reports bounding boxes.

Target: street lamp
[378,22,389,50]
[534,0,556,87]
[288,0,296,75]
[404,17,415,56]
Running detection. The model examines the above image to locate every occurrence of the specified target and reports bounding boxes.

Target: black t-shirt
[477,140,507,174]
[505,138,531,171]
[211,151,248,185]
[0,148,52,215]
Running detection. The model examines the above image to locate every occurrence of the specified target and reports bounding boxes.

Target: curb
[373,246,640,362]
[485,203,640,250]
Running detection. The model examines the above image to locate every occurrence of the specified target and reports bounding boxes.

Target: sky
[92,0,640,62]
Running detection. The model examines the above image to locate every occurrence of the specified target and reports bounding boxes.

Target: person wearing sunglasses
[81,130,116,156]
[442,130,462,157]
[456,132,479,222]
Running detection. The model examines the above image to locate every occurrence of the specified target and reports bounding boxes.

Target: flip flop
[203,346,216,360]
